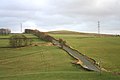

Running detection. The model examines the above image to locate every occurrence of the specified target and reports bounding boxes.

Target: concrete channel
[25,29,101,72]
[52,39,101,72]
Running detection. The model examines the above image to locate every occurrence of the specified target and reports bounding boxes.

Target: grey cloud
[50,0,120,16]
[0,0,48,10]
[0,0,120,34]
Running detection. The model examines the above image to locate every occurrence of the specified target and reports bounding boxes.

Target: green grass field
[0,33,120,80]
[50,32,120,72]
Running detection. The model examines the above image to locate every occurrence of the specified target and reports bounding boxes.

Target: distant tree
[9,34,32,48]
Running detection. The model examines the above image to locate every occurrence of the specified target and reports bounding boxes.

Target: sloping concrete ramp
[52,39,101,72]
[25,29,101,72]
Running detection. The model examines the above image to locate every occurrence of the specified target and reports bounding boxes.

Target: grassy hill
[48,30,81,34]
[48,30,115,37]
[0,33,120,80]
[49,31,120,72]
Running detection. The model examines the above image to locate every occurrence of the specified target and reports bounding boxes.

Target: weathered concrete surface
[52,39,100,72]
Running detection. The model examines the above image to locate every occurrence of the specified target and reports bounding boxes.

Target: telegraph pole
[21,23,22,33]
[98,21,100,34]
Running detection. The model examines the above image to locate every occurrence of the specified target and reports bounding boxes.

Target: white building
[0,28,11,35]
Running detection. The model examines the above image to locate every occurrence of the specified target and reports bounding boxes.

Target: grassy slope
[0,33,120,80]
[0,72,119,80]
[49,31,120,72]
[0,34,80,79]
[0,46,80,75]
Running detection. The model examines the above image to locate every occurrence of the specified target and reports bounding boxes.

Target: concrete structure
[0,28,11,35]
[26,29,101,72]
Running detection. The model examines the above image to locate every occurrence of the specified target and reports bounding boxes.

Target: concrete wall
[24,29,100,71]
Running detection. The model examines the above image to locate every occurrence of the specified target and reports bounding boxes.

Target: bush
[9,34,32,48]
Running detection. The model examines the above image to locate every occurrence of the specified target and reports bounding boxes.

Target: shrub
[9,34,32,48]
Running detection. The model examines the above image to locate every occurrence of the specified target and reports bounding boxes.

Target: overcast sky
[0,0,120,34]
